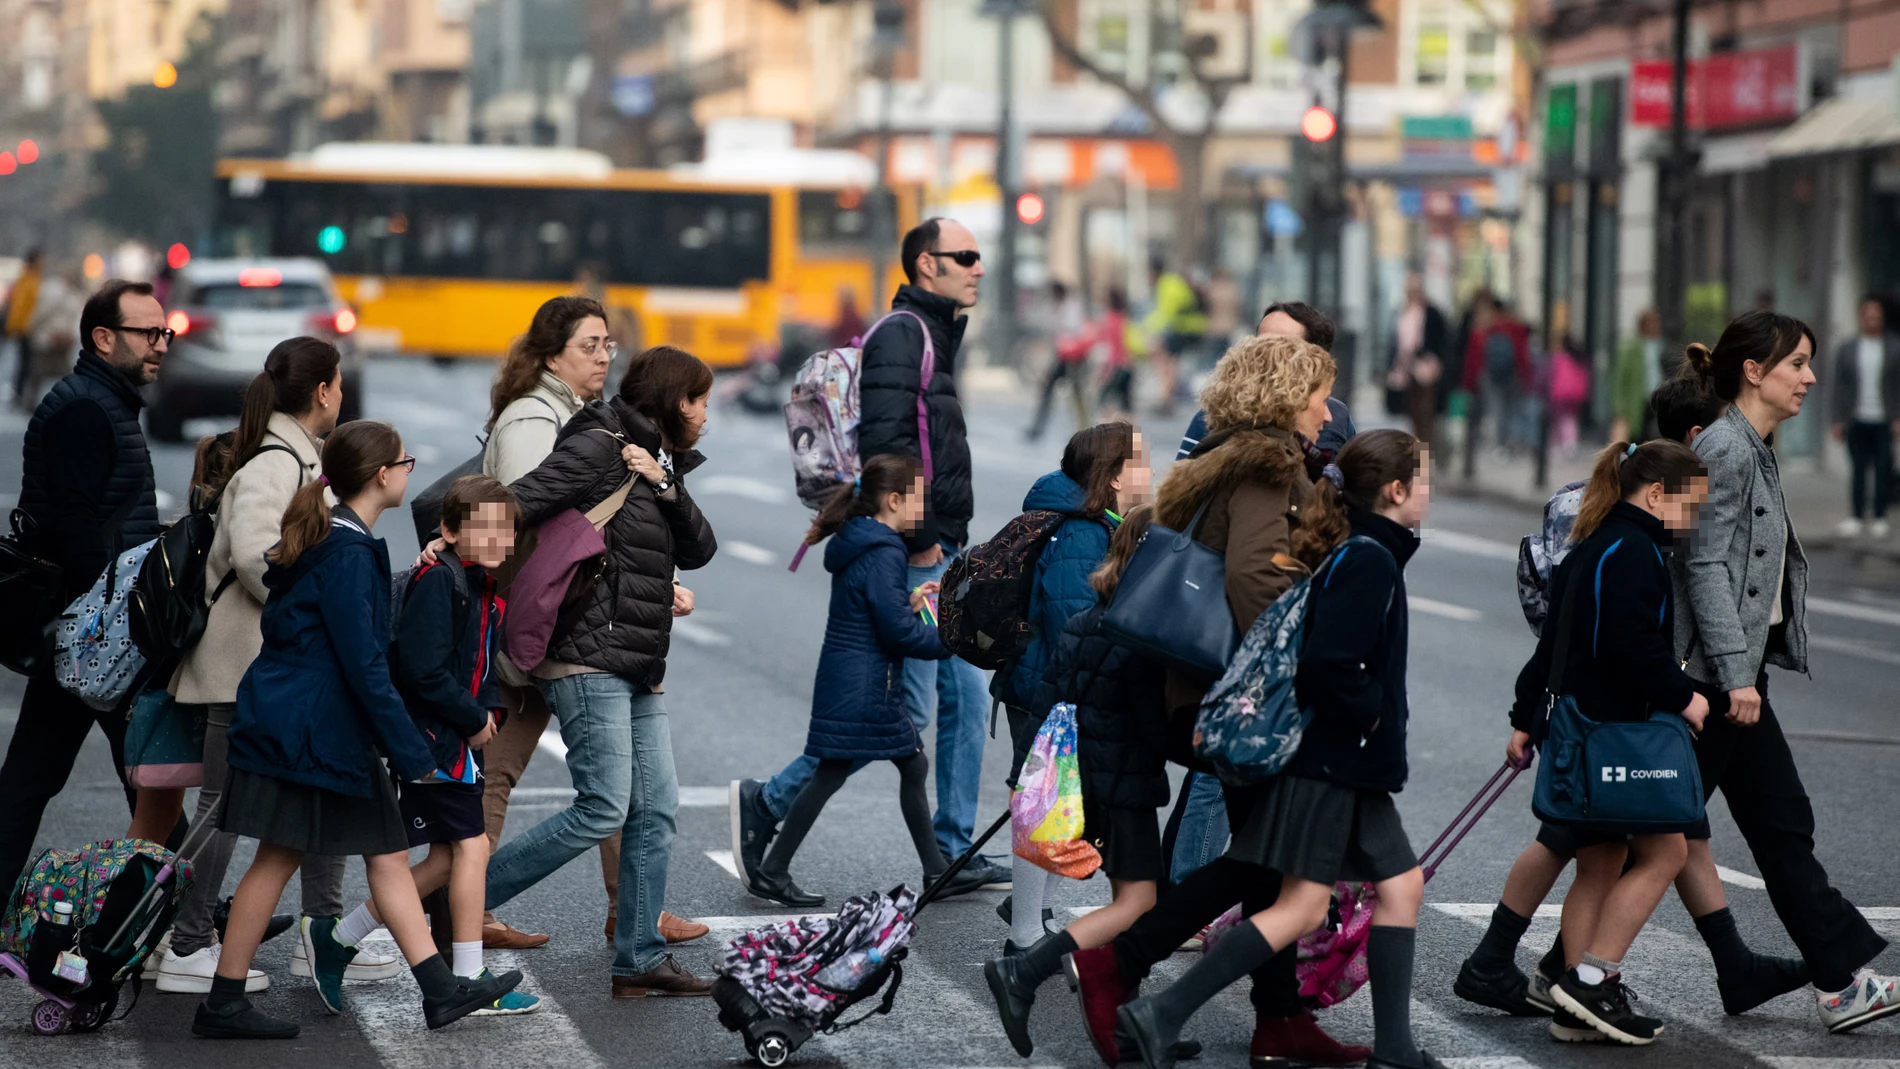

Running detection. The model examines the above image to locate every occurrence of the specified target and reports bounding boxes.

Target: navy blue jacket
[389,552,504,779]
[1035,603,1171,810]
[998,471,1116,709]
[1511,501,1696,732]
[805,517,950,761]
[1177,399,1355,461]
[859,286,972,552]
[1286,510,1417,793]
[231,506,437,796]
[18,352,162,600]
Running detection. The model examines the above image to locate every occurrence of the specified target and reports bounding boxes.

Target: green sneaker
[300,915,356,1014]
[468,969,542,1017]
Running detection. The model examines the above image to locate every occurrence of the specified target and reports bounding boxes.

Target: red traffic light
[1015,192,1045,226]
[167,243,191,270]
[0,152,14,176]
[1301,106,1338,142]
[17,140,38,165]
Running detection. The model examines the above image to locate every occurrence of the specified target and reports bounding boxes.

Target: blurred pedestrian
[156,337,404,994]
[1830,295,1899,540]
[486,345,718,997]
[1385,272,1449,448]
[1679,311,1900,1035]
[193,421,520,1039]
[1096,289,1138,421]
[1547,336,1591,457]
[1143,256,1207,418]
[1462,296,1532,452]
[1609,309,1666,442]
[0,280,170,894]
[828,288,868,351]
[1026,280,1092,441]
[5,248,43,409]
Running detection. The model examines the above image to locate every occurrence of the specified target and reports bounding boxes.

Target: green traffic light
[317,226,346,254]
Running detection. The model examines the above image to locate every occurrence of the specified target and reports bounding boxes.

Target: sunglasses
[390,454,417,474]
[928,249,981,268]
[111,325,176,347]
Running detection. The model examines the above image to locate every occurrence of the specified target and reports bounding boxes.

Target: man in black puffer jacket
[0,279,171,892]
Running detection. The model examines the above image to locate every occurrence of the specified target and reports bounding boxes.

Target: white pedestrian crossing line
[1422,528,1520,562]
[671,618,732,647]
[695,473,793,504]
[725,540,779,566]
[347,947,604,1069]
[705,848,741,879]
[1810,595,1900,628]
[1441,1059,1544,1069]
[1809,634,1900,667]
[1764,1059,1900,1068]
[1717,864,1768,889]
[505,785,726,807]
[1410,595,1485,622]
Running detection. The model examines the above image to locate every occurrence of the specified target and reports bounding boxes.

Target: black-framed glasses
[111,325,176,347]
[390,454,417,474]
[928,249,981,268]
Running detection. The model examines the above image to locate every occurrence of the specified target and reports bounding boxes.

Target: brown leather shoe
[659,911,709,944]
[482,920,550,950]
[610,955,712,997]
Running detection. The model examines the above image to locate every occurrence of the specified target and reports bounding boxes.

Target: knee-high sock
[1368,926,1421,1064]
[1011,857,1053,947]
[1148,920,1275,1032]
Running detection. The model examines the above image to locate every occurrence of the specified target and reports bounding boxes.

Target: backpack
[129,442,301,666]
[410,449,486,547]
[53,538,159,712]
[783,310,937,511]
[1517,481,1585,637]
[720,886,918,1031]
[388,558,471,649]
[1194,536,1388,785]
[937,510,1073,670]
[0,509,65,675]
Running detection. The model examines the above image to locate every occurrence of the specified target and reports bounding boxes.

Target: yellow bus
[211,143,915,366]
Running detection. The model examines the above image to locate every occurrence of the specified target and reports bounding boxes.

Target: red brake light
[309,309,357,336]
[167,310,217,337]
[335,308,357,334]
[238,267,282,287]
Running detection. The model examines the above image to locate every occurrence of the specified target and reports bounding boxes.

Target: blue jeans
[1169,771,1231,884]
[485,674,679,975]
[904,552,988,859]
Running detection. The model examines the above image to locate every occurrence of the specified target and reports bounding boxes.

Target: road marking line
[694,913,832,929]
[350,948,607,1069]
[1717,865,1767,890]
[1809,635,1900,667]
[1422,529,1520,562]
[726,540,778,566]
[1810,595,1900,628]
[536,728,566,761]
[1763,1059,1900,1068]
[1442,1059,1545,1069]
[1432,903,1563,919]
[505,785,728,806]
[696,473,791,504]
[706,849,741,879]
[672,619,732,647]
[1859,908,1900,921]
[1410,595,1484,622]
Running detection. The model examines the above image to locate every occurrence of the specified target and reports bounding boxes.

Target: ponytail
[1289,428,1422,571]
[219,336,340,497]
[1570,439,1706,544]
[269,420,404,567]
[803,454,923,546]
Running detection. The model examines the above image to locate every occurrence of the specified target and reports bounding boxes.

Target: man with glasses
[0,279,173,892]
[732,217,1008,902]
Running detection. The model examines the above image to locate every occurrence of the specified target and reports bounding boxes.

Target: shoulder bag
[503,443,635,674]
[1099,499,1236,677]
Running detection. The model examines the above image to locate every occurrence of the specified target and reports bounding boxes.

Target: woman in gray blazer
[1676,310,1898,1035]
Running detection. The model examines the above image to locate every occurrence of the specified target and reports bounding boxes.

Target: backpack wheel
[30,999,69,1035]
[70,988,117,1032]
[755,1031,793,1067]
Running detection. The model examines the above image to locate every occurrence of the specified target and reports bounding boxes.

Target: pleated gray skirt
[1224,774,1417,885]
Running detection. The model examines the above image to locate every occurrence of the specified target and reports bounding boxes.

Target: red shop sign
[1629,44,1799,130]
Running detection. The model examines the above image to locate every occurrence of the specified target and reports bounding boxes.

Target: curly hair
[487,295,607,433]
[1199,334,1336,434]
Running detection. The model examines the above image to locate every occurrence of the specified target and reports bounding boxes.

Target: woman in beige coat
[143,338,402,995]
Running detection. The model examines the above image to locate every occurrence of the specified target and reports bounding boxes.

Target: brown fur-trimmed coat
[1153,425,1313,716]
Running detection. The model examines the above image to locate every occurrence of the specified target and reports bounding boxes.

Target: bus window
[798,190,895,253]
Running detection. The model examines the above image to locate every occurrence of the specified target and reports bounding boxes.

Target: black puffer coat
[1033,603,1172,811]
[509,399,716,687]
[859,285,973,552]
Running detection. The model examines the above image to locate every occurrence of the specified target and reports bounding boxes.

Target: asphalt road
[3,356,1900,1069]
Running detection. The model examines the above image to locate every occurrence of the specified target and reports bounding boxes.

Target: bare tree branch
[1035,0,1177,138]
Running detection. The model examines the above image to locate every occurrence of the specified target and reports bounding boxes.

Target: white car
[145,258,361,441]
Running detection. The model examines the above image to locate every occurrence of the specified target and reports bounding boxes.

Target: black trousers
[1694,673,1886,987]
[1112,781,1303,1016]
[0,668,140,892]
[1846,420,1894,521]
[1029,359,1089,438]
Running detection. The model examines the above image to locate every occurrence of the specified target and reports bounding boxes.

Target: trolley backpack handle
[1419,757,1530,883]
[912,810,1011,918]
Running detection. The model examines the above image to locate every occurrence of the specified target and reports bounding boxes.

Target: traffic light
[1015,192,1045,226]
[1300,105,1337,143]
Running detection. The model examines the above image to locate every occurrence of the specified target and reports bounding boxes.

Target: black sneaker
[728,779,777,886]
[1548,1006,1606,1043]
[423,967,522,1030]
[930,864,994,900]
[214,897,295,946]
[1453,954,1547,1016]
[745,870,825,909]
[1552,969,1661,1045]
[974,854,1013,889]
[984,954,1039,1056]
[192,998,300,1039]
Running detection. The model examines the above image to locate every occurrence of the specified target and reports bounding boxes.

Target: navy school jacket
[231,506,436,797]
[997,469,1116,710]
[389,549,505,780]
[804,516,951,761]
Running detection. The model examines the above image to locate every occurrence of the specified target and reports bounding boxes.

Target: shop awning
[1768,93,1900,158]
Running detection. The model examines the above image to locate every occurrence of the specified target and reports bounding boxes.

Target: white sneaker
[290,937,403,981]
[1817,969,1900,1033]
[1836,518,1866,539]
[155,945,269,994]
[1872,519,1892,540]
[144,932,170,976]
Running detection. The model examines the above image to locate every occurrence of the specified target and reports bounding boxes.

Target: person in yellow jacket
[6,249,44,410]
[1142,256,1207,418]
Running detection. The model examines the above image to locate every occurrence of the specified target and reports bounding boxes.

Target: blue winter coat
[230,506,437,796]
[805,517,951,760]
[998,471,1116,709]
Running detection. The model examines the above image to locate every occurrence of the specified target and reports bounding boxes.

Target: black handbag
[0,509,63,675]
[1099,500,1237,677]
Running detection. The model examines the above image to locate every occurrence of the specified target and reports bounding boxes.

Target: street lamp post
[1655,0,1696,352]
[983,0,1032,370]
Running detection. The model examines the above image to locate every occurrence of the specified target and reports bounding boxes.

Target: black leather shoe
[745,870,825,908]
[192,999,299,1039]
[730,779,778,885]
[214,897,295,946]
[995,896,1056,929]
[1117,997,1182,1069]
[1718,952,1809,1016]
[984,954,1039,1056]
[424,967,522,1029]
[1454,954,1546,1016]
[1365,1053,1450,1069]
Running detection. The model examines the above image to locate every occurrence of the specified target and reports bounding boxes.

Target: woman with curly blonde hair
[1067,333,1368,1069]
